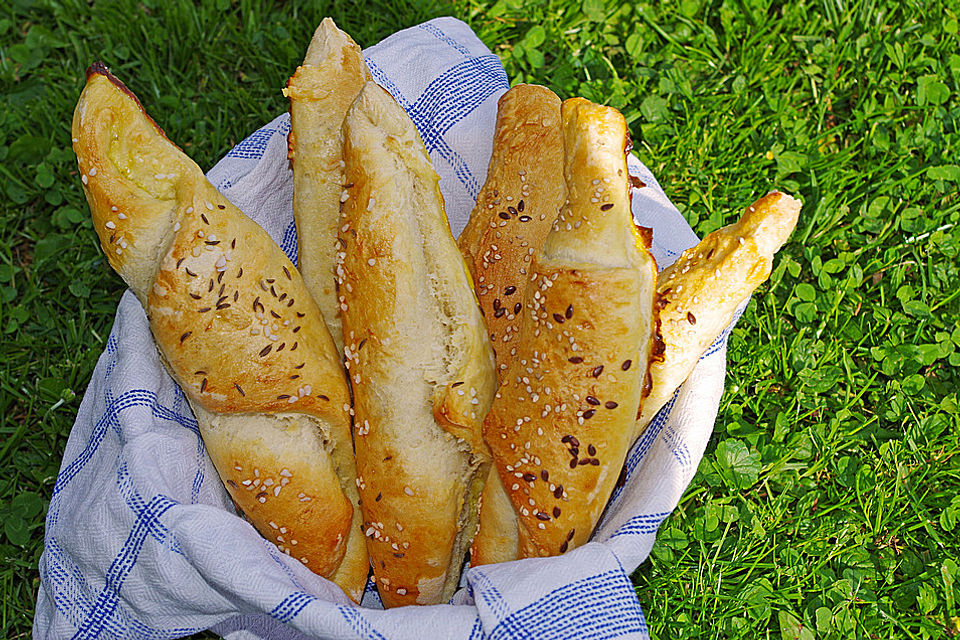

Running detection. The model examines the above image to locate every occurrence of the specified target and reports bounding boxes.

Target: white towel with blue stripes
[35,17,735,640]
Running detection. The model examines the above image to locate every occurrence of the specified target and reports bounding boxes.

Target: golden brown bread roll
[473,97,658,562]
[72,64,368,602]
[286,18,372,352]
[457,84,566,356]
[636,191,801,434]
[457,84,567,566]
[338,81,496,606]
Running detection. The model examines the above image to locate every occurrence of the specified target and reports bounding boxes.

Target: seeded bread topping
[73,64,368,602]
[473,97,659,562]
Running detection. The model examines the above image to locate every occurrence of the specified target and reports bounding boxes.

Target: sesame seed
[105,221,116,229]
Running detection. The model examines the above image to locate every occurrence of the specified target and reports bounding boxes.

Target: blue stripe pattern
[609,512,672,539]
[270,592,317,624]
[468,616,484,640]
[280,220,299,264]
[51,388,196,505]
[71,495,177,639]
[45,535,206,640]
[487,571,647,640]
[225,128,275,159]
[338,605,389,640]
[224,119,291,160]
[470,569,509,620]
[419,22,473,57]
[116,461,183,555]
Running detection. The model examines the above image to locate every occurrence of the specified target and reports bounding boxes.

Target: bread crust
[286,18,372,352]
[456,84,566,567]
[457,84,565,367]
[73,66,368,602]
[636,191,801,433]
[475,98,658,560]
[339,81,495,607]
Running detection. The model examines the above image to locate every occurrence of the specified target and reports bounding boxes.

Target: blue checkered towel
[35,17,733,640]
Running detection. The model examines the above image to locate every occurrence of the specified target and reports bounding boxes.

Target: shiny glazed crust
[475,98,659,561]
[72,65,368,602]
[338,81,496,607]
[457,84,565,368]
[286,18,372,352]
[636,191,801,433]
[457,84,566,567]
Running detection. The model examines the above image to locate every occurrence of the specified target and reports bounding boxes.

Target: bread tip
[83,61,139,105]
[84,62,137,102]
[78,64,173,151]
[303,16,357,65]
[86,61,111,80]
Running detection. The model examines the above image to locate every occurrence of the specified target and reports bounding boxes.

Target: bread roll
[456,84,566,566]
[72,64,368,602]
[286,18,372,352]
[457,84,566,357]
[475,98,658,561]
[636,191,801,433]
[338,81,496,606]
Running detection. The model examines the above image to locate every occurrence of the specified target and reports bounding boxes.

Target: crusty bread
[286,18,372,352]
[457,84,566,567]
[474,98,658,561]
[338,81,496,606]
[636,191,801,434]
[72,64,368,602]
[457,84,565,368]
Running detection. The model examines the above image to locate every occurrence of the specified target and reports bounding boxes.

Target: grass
[1,0,958,637]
